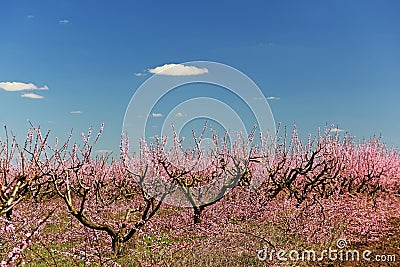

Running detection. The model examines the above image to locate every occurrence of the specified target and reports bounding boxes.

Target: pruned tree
[47,127,168,256]
[143,124,263,224]
[0,125,53,219]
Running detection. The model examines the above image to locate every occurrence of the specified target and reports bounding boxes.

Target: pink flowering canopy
[1,123,400,266]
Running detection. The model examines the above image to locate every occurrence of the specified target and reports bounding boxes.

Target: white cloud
[21,93,44,99]
[175,112,186,118]
[148,63,208,76]
[0,82,48,91]
[134,72,147,77]
[70,110,83,114]
[59,19,69,24]
[331,128,345,134]
[151,113,163,118]
[27,15,35,19]
[252,96,280,101]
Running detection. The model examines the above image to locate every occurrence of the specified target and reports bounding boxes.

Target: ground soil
[323,218,400,267]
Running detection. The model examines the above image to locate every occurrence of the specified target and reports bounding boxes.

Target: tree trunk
[112,236,123,257]
[193,205,204,224]
[5,208,12,220]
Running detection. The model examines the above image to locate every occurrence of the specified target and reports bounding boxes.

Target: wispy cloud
[252,96,280,101]
[70,110,83,114]
[59,19,69,25]
[331,128,345,134]
[175,112,186,118]
[27,15,35,19]
[21,93,44,99]
[151,113,163,118]
[0,82,48,92]
[134,72,147,77]
[148,63,208,76]
[258,42,275,47]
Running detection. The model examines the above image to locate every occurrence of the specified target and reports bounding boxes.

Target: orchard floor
[20,223,400,266]
[156,219,400,267]
[337,218,400,267]
[14,195,400,267]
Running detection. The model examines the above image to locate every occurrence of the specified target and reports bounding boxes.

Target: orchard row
[1,123,399,266]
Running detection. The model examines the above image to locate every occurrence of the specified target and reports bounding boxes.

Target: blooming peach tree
[1,123,400,265]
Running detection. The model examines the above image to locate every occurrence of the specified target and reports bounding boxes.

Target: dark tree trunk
[193,205,204,224]
[6,208,12,220]
[112,235,124,257]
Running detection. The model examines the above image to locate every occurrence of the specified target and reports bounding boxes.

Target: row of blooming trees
[1,123,400,265]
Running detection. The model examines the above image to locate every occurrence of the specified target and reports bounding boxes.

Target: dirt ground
[328,218,400,267]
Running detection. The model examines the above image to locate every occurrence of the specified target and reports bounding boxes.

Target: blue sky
[1,0,400,154]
